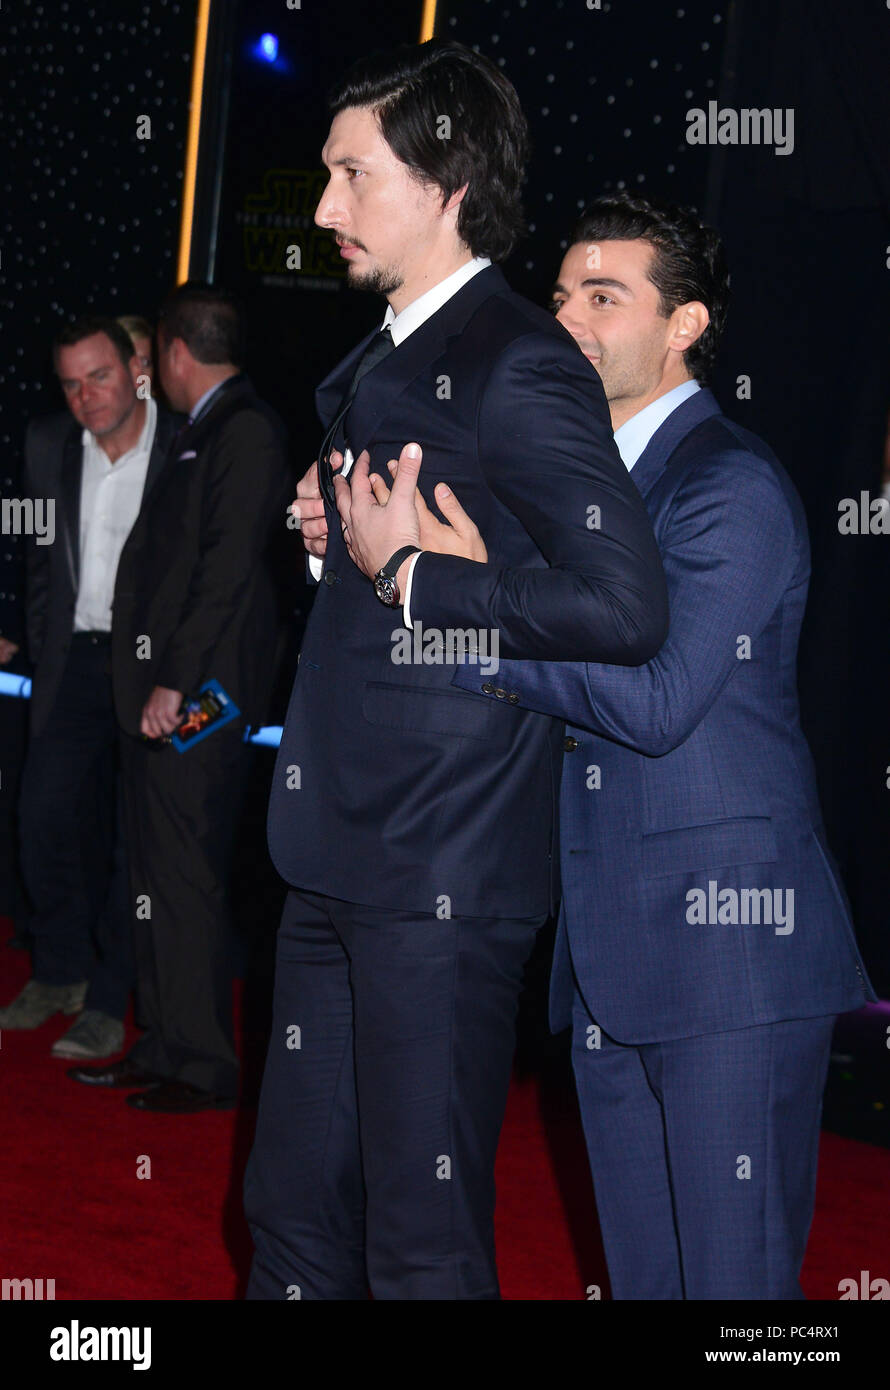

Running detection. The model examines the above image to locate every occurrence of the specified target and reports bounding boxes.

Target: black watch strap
[373,546,421,607]
[381,545,421,580]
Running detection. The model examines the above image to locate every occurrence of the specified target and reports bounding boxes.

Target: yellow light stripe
[177,0,213,284]
[419,0,437,42]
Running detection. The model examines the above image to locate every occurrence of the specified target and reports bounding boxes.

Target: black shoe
[126,1080,236,1113]
[68,1056,163,1088]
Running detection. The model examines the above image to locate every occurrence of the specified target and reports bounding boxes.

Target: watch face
[374,573,397,606]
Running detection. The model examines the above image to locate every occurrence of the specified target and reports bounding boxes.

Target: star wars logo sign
[236,169,346,283]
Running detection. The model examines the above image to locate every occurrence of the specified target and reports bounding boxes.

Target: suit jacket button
[323,571,337,585]
[481,681,494,694]
[564,736,579,752]
[495,687,506,699]
[508,693,519,704]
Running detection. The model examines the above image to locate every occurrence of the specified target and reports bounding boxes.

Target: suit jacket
[267,264,668,918]
[0,454,25,649]
[455,387,874,1035]
[112,376,292,736]
[22,403,180,737]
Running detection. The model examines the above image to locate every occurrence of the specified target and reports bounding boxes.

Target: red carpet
[1,922,887,1300]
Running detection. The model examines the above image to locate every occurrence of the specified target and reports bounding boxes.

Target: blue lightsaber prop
[0,672,283,746]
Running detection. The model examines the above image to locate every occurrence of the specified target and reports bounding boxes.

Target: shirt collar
[613,379,701,471]
[82,393,157,461]
[382,256,492,346]
[188,378,231,425]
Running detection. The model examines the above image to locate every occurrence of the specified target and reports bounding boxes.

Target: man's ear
[670,301,709,357]
[127,355,142,390]
[443,183,469,215]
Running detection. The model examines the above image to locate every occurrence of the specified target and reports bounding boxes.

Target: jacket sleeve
[408,330,668,664]
[154,410,290,695]
[453,453,801,755]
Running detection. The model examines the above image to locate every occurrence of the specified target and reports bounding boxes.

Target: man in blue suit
[376,192,874,1299]
[244,49,667,1299]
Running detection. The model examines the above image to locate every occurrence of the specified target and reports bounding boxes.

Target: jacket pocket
[641,816,778,879]
[361,680,497,742]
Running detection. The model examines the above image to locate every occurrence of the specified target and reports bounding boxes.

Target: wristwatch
[373,546,421,607]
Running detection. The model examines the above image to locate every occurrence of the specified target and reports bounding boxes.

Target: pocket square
[177,450,198,460]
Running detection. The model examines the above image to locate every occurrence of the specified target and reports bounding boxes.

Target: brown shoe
[67,1056,163,1088]
[126,1080,236,1113]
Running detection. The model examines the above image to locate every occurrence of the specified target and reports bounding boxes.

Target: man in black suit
[244,41,667,1299]
[0,452,32,943]
[71,283,292,1113]
[0,318,178,1059]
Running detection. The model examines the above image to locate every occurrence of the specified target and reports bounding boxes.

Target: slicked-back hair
[572,193,730,382]
[157,282,244,367]
[330,40,529,262]
[52,316,136,370]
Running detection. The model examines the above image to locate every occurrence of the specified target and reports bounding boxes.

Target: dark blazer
[0,455,26,650]
[112,376,292,736]
[22,403,180,737]
[455,388,874,1036]
[267,264,668,918]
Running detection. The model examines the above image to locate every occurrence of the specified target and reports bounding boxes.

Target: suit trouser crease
[570,987,835,1300]
[244,889,542,1300]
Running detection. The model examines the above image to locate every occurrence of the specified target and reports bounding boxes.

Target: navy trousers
[244,889,543,1299]
[571,989,836,1300]
[19,634,133,1016]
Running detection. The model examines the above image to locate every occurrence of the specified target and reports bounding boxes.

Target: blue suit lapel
[628,387,723,498]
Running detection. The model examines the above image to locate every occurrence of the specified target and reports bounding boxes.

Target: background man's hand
[378,459,488,563]
[141,685,184,739]
[290,453,343,559]
[0,638,20,666]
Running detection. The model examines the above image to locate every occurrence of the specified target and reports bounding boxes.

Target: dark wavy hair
[157,282,244,367]
[330,40,529,262]
[572,193,730,382]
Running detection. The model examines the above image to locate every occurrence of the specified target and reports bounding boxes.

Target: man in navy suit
[389,192,873,1298]
[244,45,668,1300]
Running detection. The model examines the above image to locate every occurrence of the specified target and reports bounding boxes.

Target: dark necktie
[318,327,396,507]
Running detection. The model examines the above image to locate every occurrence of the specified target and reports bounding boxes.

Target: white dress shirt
[309,256,492,615]
[613,379,701,471]
[74,395,157,632]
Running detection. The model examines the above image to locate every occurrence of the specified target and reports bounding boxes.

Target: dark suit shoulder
[25,410,77,451]
[201,381,287,444]
[210,395,288,451]
[665,410,806,545]
[468,281,575,356]
[680,410,802,513]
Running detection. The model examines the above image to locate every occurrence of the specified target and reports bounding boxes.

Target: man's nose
[315,182,341,229]
[555,303,585,339]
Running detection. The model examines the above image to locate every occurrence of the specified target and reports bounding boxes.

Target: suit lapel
[140,404,183,502]
[315,265,508,436]
[628,387,723,498]
[315,328,381,428]
[59,425,83,593]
